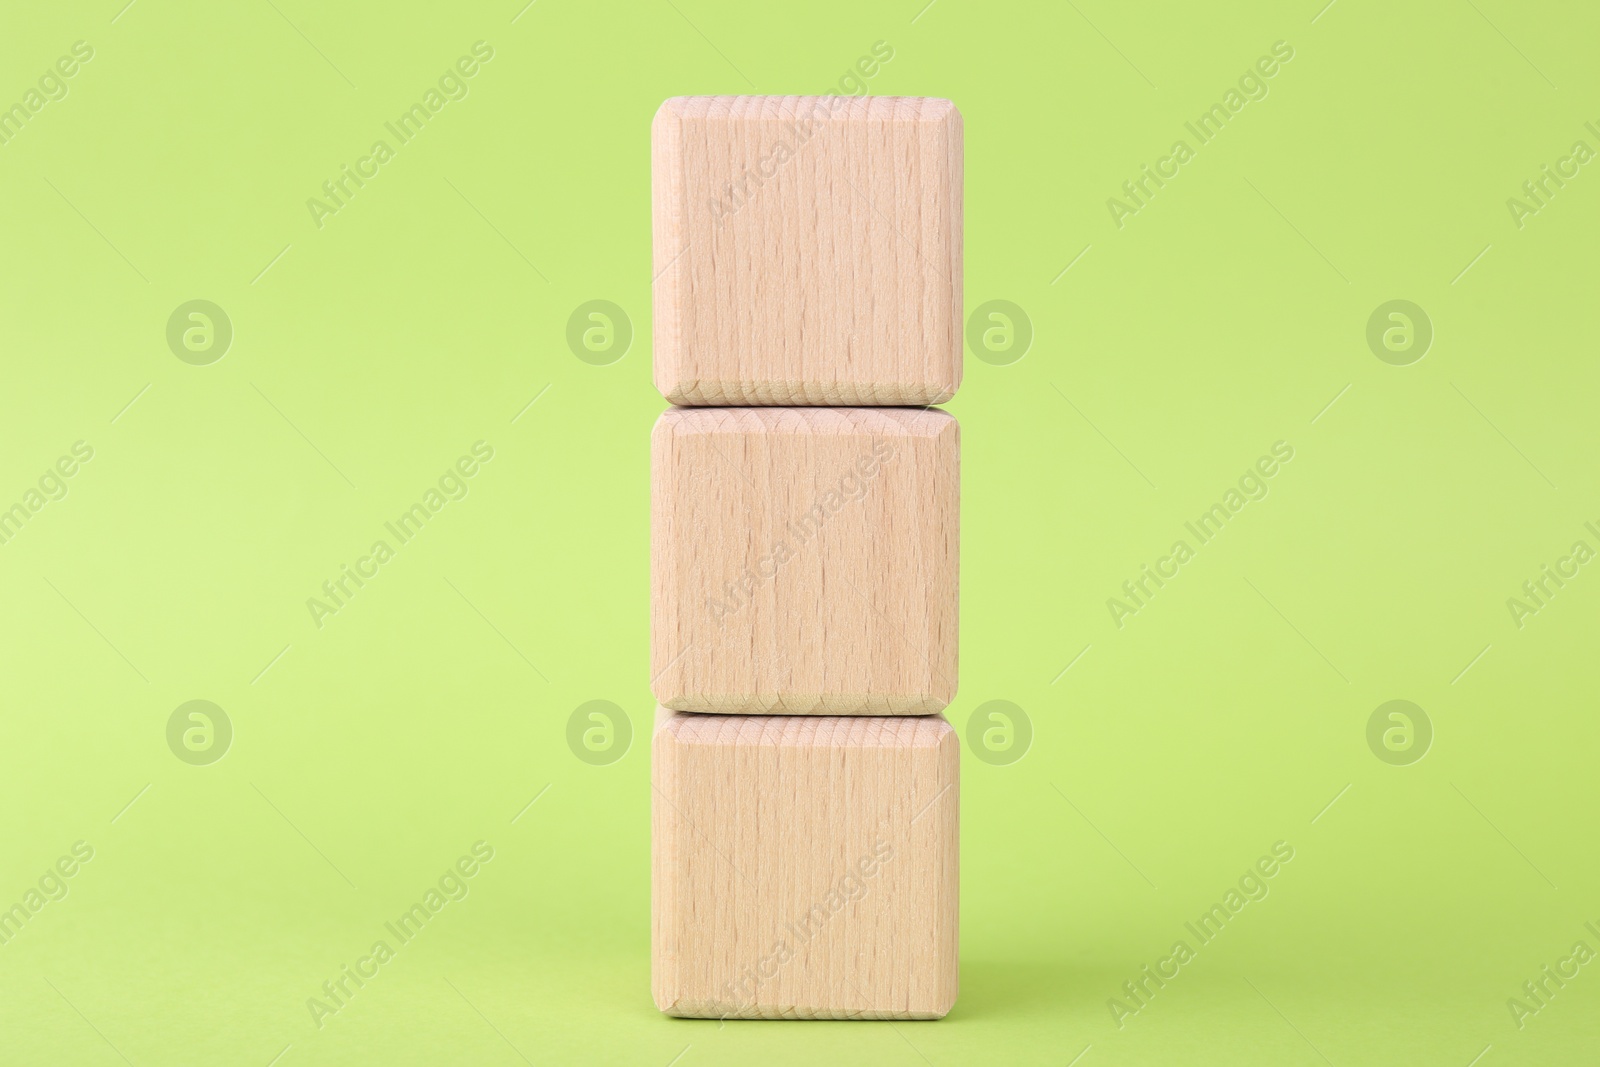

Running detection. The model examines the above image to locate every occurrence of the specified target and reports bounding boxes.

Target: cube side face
[651,711,959,1019]
[944,103,963,397]
[650,100,688,403]
[651,96,963,407]
[651,407,958,715]
[650,708,689,1015]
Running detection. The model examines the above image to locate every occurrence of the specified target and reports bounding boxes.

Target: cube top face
[652,709,959,1020]
[652,95,963,407]
[651,406,958,715]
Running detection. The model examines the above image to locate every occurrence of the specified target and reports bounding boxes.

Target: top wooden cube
[651,96,963,407]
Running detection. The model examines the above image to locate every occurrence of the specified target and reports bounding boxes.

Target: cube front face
[651,407,958,715]
[651,95,963,407]
[652,709,959,1020]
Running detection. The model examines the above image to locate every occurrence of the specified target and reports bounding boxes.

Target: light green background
[2,0,1597,1063]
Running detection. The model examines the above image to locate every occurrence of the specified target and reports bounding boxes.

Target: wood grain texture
[651,406,958,715]
[652,95,963,406]
[652,708,959,1020]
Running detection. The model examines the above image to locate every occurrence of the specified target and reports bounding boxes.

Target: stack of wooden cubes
[649,95,963,1021]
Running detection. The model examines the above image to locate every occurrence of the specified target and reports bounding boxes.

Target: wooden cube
[651,96,963,406]
[652,708,959,1019]
[651,407,958,715]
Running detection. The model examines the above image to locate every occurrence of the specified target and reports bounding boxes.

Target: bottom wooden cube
[652,708,959,1020]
